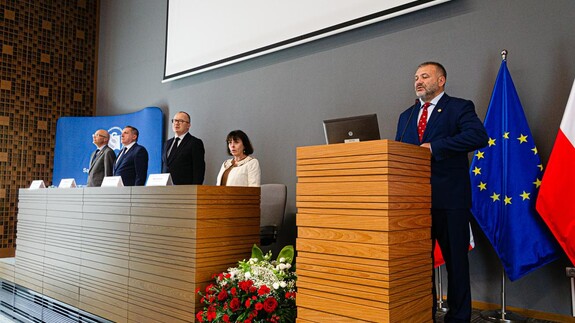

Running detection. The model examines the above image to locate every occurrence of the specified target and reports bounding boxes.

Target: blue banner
[470,61,560,281]
[53,107,164,186]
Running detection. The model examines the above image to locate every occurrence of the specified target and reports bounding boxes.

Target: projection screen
[164,0,451,82]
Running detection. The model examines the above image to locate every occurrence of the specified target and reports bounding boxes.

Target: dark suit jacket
[113,143,149,186]
[87,145,116,187]
[395,94,488,209]
[162,133,205,185]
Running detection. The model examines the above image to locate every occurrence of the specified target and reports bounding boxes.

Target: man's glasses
[172,119,190,124]
[92,133,108,138]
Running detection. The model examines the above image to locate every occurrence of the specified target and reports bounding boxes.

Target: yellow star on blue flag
[470,59,559,281]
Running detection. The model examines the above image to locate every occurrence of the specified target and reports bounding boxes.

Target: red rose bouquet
[196,245,296,323]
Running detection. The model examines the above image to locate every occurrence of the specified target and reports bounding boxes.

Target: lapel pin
[438,109,442,112]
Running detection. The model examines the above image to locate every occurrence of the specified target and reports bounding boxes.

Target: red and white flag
[536,79,575,265]
[434,224,475,268]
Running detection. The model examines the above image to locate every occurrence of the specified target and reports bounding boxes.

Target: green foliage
[276,245,294,264]
[251,244,265,261]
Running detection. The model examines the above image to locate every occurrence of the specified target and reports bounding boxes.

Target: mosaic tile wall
[0,0,99,256]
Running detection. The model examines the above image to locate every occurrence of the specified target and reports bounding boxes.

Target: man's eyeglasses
[172,119,190,124]
[92,133,108,138]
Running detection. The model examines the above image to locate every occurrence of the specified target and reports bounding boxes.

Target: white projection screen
[164,0,451,82]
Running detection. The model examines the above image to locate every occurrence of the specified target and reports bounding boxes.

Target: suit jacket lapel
[409,104,421,142]
[167,133,189,165]
[88,149,98,171]
[115,144,133,171]
[422,94,450,141]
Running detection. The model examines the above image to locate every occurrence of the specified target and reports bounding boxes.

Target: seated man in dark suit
[162,111,205,185]
[113,126,149,186]
[87,129,117,187]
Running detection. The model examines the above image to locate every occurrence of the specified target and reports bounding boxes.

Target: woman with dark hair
[216,130,261,187]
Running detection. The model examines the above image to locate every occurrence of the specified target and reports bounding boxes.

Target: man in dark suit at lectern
[395,62,488,323]
[113,126,149,186]
[162,111,205,185]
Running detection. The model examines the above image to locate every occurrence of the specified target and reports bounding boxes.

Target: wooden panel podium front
[295,140,432,322]
[13,185,260,323]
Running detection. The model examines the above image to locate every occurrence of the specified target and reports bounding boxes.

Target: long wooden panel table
[10,185,260,323]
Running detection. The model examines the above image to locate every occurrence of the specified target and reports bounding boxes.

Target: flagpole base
[436,301,448,313]
[480,310,527,322]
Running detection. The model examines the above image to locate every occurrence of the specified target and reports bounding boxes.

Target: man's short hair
[418,61,447,79]
[177,111,191,123]
[126,125,139,141]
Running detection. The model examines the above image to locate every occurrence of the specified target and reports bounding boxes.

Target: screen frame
[163,0,451,82]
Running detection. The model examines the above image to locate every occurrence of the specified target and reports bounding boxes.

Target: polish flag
[536,80,575,265]
[433,224,475,268]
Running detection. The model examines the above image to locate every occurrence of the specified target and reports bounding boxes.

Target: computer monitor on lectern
[323,113,381,144]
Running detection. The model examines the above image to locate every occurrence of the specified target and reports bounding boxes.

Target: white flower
[279,257,286,263]
[280,281,287,288]
[285,263,292,269]
[245,272,251,279]
[273,282,280,289]
[279,263,287,270]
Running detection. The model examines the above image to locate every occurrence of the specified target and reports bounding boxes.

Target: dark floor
[436,308,560,323]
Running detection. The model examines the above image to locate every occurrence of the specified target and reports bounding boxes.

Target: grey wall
[97,0,575,316]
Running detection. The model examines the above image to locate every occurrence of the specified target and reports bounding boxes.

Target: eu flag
[470,59,560,281]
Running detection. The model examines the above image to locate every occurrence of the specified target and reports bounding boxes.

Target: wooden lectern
[295,140,432,322]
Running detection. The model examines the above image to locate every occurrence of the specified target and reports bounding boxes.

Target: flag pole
[567,267,575,317]
[479,50,527,323]
[435,265,448,312]
[479,267,527,322]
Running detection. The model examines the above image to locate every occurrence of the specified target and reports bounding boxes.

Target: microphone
[399,99,419,143]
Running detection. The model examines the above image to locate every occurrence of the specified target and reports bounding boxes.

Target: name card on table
[58,178,77,188]
[29,180,46,189]
[146,173,173,186]
[101,176,124,187]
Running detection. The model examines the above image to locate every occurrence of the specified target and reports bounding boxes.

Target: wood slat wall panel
[0,260,15,281]
[12,186,260,322]
[297,212,431,231]
[127,186,258,322]
[15,190,47,291]
[297,152,431,166]
[296,291,432,322]
[298,227,430,245]
[297,279,431,304]
[43,191,83,307]
[296,275,428,297]
[297,252,432,278]
[297,167,430,178]
[297,181,430,196]
[297,174,430,183]
[295,140,433,322]
[296,140,431,160]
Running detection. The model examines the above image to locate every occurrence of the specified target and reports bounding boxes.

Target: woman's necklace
[232,155,247,166]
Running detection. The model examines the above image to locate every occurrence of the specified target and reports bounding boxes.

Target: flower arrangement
[196,245,297,323]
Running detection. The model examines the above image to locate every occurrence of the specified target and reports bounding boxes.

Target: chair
[259,184,287,246]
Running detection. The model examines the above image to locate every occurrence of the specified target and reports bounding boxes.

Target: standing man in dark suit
[395,62,488,323]
[113,126,149,186]
[162,111,205,185]
[87,129,117,187]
